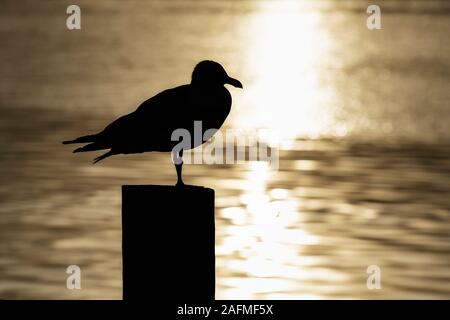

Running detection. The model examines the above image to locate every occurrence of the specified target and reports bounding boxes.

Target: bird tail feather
[63,134,98,145]
[93,150,114,164]
[73,142,108,153]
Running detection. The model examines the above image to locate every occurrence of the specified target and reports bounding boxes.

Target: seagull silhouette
[63,60,243,186]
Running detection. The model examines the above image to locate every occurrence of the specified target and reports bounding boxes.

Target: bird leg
[175,149,184,186]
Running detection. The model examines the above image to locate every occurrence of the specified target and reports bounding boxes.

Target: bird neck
[191,81,223,90]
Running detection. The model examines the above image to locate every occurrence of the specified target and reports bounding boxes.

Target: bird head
[191,60,243,89]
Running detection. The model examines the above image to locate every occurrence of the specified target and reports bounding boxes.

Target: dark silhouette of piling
[122,185,215,301]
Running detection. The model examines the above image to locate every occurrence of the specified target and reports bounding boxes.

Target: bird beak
[226,77,243,89]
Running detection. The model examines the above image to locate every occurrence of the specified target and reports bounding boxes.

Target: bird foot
[176,180,185,187]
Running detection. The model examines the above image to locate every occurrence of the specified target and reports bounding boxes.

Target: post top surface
[122,185,214,193]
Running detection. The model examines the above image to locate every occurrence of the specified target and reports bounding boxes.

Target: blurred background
[0,0,449,299]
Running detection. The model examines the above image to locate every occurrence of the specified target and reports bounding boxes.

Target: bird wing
[98,85,192,152]
[135,85,192,126]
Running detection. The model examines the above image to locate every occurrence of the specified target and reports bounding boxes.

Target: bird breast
[189,86,231,128]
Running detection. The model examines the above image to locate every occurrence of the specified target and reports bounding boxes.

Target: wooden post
[122,185,215,301]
